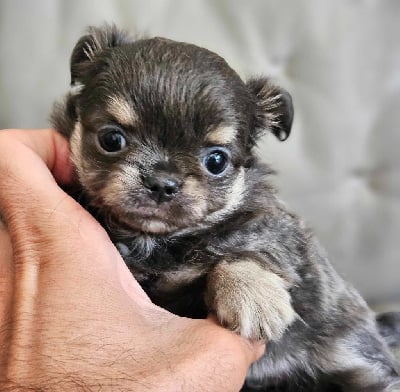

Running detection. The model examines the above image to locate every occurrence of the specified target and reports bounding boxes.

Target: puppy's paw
[205,260,296,340]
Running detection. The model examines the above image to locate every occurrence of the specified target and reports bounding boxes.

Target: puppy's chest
[117,234,214,289]
[117,236,214,318]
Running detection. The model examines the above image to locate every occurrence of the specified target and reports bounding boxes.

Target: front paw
[205,260,296,340]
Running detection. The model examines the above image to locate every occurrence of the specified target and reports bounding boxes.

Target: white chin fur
[139,219,174,234]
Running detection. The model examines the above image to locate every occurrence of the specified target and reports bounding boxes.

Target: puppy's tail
[377,311,400,349]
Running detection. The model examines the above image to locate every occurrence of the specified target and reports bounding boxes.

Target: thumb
[0,129,74,218]
[0,128,98,264]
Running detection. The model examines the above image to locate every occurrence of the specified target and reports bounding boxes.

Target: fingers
[212,327,266,391]
[0,129,101,268]
[239,335,266,364]
[0,128,94,249]
[0,129,73,217]
[206,314,266,364]
[0,129,73,184]
[181,319,266,392]
[0,129,89,262]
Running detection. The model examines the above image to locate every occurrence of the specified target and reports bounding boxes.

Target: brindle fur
[52,25,400,391]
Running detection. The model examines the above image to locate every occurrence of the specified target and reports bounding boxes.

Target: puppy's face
[55,26,293,235]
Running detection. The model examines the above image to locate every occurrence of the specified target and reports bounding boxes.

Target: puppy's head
[53,25,293,235]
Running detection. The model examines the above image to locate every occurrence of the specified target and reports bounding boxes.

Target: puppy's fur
[52,25,400,391]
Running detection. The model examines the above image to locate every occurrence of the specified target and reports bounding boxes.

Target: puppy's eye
[203,148,230,176]
[98,126,127,153]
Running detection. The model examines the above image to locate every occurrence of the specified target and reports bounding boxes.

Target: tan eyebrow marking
[206,126,237,145]
[107,96,138,126]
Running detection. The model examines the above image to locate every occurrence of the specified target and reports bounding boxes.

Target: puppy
[52,25,400,391]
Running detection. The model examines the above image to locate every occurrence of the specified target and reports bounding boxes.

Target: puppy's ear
[247,77,294,142]
[70,24,131,85]
[51,25,131,138]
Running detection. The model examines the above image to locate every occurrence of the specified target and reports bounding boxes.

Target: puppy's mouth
[97,199,198,236]
[105,206,171,234]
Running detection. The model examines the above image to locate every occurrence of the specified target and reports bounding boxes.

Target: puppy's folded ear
[51,25,131,138]
[247,77,294,142]
[70,24,131,85]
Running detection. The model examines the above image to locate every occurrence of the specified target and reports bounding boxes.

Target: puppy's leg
[205,259,296,340]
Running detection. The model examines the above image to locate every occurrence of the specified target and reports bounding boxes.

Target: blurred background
[0,0,399,306]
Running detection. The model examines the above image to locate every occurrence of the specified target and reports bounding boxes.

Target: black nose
[142,174,181,203]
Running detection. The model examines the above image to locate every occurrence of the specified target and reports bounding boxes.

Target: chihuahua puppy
[52,25,400,391]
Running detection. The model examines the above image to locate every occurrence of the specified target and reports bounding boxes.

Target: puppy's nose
[142,174,181,203]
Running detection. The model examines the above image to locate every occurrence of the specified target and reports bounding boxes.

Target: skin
[0,129,265,392]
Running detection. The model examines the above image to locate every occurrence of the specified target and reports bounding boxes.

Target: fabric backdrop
[0,0,399,304]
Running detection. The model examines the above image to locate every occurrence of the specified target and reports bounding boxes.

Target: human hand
[0,129,264,391]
